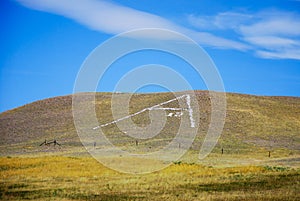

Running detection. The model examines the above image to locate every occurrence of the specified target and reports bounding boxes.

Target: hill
[0,91,299,166]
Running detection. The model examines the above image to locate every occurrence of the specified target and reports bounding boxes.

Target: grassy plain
[0,156,299,201]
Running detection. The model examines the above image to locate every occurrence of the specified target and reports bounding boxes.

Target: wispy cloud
[188,12,252,30]
[188,10,300,60]
[244,36,299,48]
[17,0,174,34]
[240,16,300,37]
[256,49,300,60]
[15,0,300,60]
[15,0,249,50]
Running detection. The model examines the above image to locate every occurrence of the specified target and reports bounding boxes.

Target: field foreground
[0,156,299,201]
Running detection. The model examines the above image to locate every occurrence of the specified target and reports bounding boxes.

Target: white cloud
[240,11,300,60]
[187,15,213,30]
[188,12,252,30]
[16,0,249,50]
[188,10,300,60]
[14,1,300,60]
[256,49,300,60]
[240,15,300,37]
[243,36,300,48]
[16,0,174,33]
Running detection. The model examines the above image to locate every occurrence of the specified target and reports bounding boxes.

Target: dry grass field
[0,91,299,200]
[0,156,299,201]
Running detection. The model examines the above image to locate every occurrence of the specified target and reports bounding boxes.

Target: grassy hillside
[0,91,299,200]
[0,91,299,165]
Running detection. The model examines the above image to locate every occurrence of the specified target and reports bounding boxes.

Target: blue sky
[1,0,300,112]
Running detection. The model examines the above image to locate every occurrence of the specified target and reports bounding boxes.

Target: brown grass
[0,91,299,157]
[0,156,299,201]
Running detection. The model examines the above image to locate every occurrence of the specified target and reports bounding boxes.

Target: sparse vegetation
[0,91,299,157]
[0,91,299,200]
[0,156,299,201]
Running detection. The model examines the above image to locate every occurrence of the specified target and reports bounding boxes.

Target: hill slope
[0,91,299,164]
